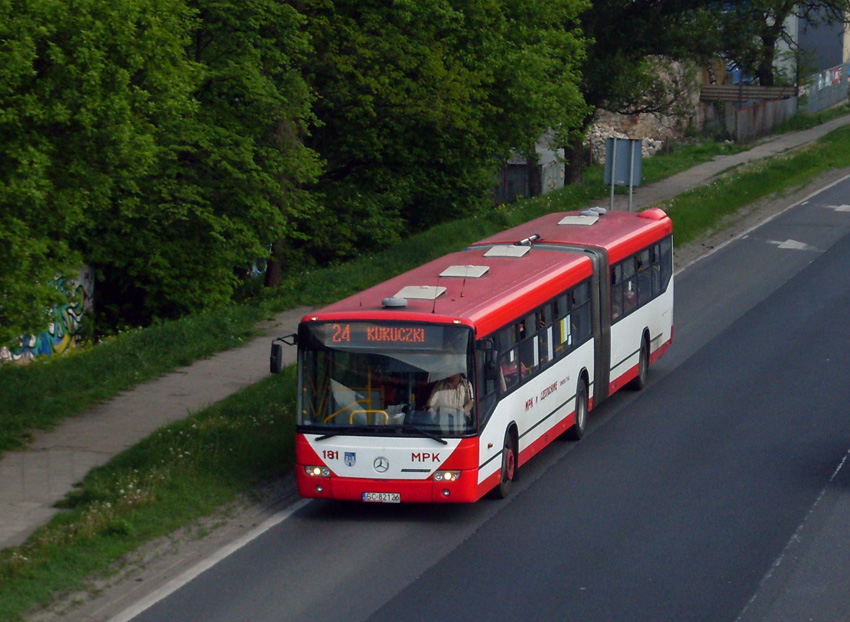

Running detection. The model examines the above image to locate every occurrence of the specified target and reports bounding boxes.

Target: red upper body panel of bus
[302,209,671,338]
[469,208,672,265]
[304,247,593,339]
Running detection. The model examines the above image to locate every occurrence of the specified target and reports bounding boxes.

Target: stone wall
[588,58,705,165]
[588,113,669,165]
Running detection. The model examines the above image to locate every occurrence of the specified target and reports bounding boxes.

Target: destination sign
[307,322,467,352]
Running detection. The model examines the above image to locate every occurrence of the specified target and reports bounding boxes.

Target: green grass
[638,139,748,184]
[2,119,850,621]
[776,101,850,133]
[0,306,270,453]
[665,124,850,245]
[0,367,296,621]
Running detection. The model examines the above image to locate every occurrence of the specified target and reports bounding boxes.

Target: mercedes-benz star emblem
[373,457,389,473]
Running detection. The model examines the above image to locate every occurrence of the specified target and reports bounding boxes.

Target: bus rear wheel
[566,378,588,440]
[629,337,649,391]
[494,430,517,499]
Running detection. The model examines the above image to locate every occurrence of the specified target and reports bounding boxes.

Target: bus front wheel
[494,430,517,499]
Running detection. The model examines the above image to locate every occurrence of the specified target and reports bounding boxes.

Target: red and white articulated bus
[270,207,673,503]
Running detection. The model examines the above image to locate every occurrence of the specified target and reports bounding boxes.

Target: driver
[426,372,473,417]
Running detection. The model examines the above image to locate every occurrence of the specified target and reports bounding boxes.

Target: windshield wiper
[315,424,448,445]
[315,425,377,441]
[402,424,448,445]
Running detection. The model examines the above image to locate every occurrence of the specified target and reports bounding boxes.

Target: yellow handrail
[322,404,389,425]
[349,409,389,425]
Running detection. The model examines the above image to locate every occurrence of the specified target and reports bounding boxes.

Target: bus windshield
[298,322,475,436]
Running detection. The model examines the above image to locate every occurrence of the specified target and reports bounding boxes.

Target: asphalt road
[129,176,850,622]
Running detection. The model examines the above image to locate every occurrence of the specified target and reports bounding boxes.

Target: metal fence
[799,64,849,114]
[729,96,799,142]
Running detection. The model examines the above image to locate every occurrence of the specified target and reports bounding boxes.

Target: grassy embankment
[1,108,850,621]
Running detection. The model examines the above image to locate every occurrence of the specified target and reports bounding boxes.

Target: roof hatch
[393,285,447,300]
[559,206,607,226]
[439,265,489,278]
[484,245,531,258]
[558,214,598,226]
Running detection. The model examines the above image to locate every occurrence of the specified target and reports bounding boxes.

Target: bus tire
[494,429,517,499]
[566,377,588,441]
[629,336,649,391]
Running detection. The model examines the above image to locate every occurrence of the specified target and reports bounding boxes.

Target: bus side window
[519,313,538,378]
[496,326,519,390]
[637,249,652,305]
[624,284,637,315]
[659,237,673,292]
[650,244,662,296]
[553,294,570,357]
[523,312,536,337]
[623,256,636,280]
[538,304,552,366]
[611,264,624,321]
[573,281,590,305]
[477,349,500,423]
[571,283,592,345]
[622,258,637,315]
[478,350,497,396]
[499,350,519,391]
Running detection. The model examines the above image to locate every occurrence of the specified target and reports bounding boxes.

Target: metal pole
[628,140,636,212]
[609,137,617,211]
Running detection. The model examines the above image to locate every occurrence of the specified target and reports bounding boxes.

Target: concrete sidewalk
[0,307,308,549]
[608,113,850,210]
[2,114,850,553]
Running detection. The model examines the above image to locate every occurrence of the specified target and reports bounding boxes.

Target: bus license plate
[362,492,401,503]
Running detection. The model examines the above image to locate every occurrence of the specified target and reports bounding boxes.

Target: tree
[0,0,196,342]
[564,1,723,183]
[76,0,321,327]
[297,0,491,263]
[719,1,850,86]
[297,0,588,265]
[0,0,73,345]
[486,0,589,196]
[1,0,592,337]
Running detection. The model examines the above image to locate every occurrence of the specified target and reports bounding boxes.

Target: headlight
[305,466,331,477]
[434,470,461,482]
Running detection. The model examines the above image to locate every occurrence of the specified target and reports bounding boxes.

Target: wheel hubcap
[504,447,515,481]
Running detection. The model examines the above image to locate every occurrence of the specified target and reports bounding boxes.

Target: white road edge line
[829,451,849,482]
[733,447,850,622]
[108,498,311,622]
[674,171,850,276]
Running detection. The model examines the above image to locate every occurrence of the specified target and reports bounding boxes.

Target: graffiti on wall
[0,268,94,364]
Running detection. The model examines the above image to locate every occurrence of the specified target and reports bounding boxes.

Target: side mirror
[270,342,284,374]
[269,333,297,374]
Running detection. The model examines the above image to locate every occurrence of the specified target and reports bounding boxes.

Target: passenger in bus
[611,298,622,321]
[500,356,517,391]
[623,286,637,314]
[426,372,474,418]
[519,340,536,375]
